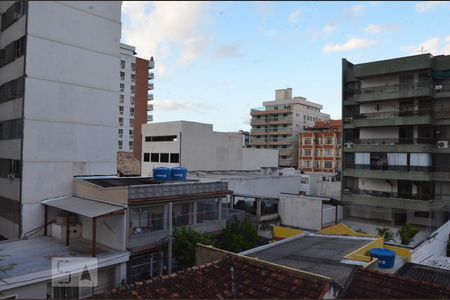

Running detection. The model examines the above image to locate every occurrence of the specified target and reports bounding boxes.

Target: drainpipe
[168,202,173,274]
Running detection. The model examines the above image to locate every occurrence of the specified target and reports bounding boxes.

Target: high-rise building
[249,88,330,168]
[0,1,122,239]
[119,43,154,160]
[299,120,342,174]
[342,54,450,228]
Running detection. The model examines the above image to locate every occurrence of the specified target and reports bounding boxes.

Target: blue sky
[122,1,450,132]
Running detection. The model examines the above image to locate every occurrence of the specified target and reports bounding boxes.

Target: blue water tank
[153,167,172,181]
[369,248,396,269]
[171,167,187,181]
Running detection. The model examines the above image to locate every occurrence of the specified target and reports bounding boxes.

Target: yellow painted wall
[344,237,384,263]
[319,223,374,237]
[385,244,411,262]
[272,226,304,241]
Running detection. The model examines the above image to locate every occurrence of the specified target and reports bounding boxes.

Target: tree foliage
[216,216,259,253]
[375,227,395,242]
[398,223,420,245]
[172,227,213,270]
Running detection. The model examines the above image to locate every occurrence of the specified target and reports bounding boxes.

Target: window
[119,117,123,124]
[325,137,333,145]
[303,149,312,156]
[119,106,124,114]
[143,153,150,162]
[131,74,136,82]
[151,153,159,162]
[130,119,134,126]
[0,118,22,140]
[118,140,122,149]
[120,83,124,92]
[0,76,25,104]
[170,153,180,163]
[324,149,333,157]
[160,153,169,162]
[131,62,136,71]
[0,158,21,179]
[314,161,320,169]
[120,94,124,101]
[304,138,311,145]
[121,60,125,68]
[324,161,333,169]
[197,199,218,223]
[118,129,123,134]
[129,141,133,147]
[130,205,165,235]
[120,71,125,80]
[130,107,135,113]
[301,177,309,184]
[315,149,322,156]
[173,202,192,226]
[414,211,434,218]
[129,129,134,135]
[130,85,135,93]
[145,135,178,142]
[304,160,312,168]
[1,1,26,32]
[130,96,135,104]
[53,287,79,299]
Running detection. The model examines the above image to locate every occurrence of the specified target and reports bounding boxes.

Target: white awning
[42,196,125,218]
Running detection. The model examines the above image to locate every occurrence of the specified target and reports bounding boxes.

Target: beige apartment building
[250,88,330,168]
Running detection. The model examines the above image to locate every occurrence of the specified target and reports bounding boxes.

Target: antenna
[417,46,427,54]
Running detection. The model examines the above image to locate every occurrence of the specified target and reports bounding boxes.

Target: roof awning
[42,196,125,218]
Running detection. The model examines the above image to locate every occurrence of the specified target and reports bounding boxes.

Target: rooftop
[342,267,450,299]
[98,253,333,299]
[395,262,450,287]
[419,255,450,270]
[0,237,129,291]
[77,176,199,188]
[117,151,140,177]
[242,233,376,287]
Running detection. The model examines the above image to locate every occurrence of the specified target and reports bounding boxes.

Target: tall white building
[0,1,122,239]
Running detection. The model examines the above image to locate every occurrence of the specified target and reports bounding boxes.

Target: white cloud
[364,23,399,35]
[288,9,301,24]
[213,44,244,59]
[322,25,338,35]
[323,38,376,54]
[154,99,218,112]
[415,1,449,12]
[178,35,213,66]
[402,36,450,55]
[307,24,338,40]
[345,5,366,18]
[122,1,208,66]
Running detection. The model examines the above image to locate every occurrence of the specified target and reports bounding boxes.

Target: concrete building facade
[0,1,121,239]
[342,53,450,228]
[119,43,154,159]
[141,121,278,175]
[249,88,330,168]
[299,120,342,173]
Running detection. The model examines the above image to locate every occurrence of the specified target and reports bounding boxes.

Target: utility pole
[168,202,173,274]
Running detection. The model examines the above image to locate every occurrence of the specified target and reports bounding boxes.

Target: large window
[151,153,159,162]
[1,1,26,32]
[160,153,169,162]
[173,202,192,226]
[324,161,333,169]
[0,158,21,179]
[145,135,177,142]
[303,149,312,156]
[170,153,179,163]
[324,149,333,157]
[130,205,165,235]
[0,76,24,104]
[197,199,218,223]
[143,153,150,162]
[0,118,22,140]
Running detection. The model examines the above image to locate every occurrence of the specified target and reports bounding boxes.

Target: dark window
[144,135,177,142]
[160,153,169,163]
[0,158,21,178]
[143,153,150,162]
[151,153,159,162]
[414,211,434,218]
[0,118,23,140]
[170,153,179,163]
[1,1,26,32]
[0,76,24,104]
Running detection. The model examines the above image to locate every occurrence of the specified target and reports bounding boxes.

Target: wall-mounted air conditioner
[435,85,443,90]
[344,142,354,148]
[344,117,353,123]
[7,173,15,179]
[438,140,448,149]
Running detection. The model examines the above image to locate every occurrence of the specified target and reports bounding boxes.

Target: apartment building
[119,43,154,159]
[299,120,342,174]
[250,88,330,168]
[0,1,121,239]
[141,121,278,174]
[342,53,450,228]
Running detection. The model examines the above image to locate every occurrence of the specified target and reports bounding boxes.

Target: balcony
[148,94,153,101]
[250,137,293,145]
[250,106,292,116]
[251,127,292,135]
[346,109,432,128]
[344,137,434,153]
[434,81,450,98]
[148,83,154,90]
[279,157,294,166]
[344,164,432,181]
[250,116,293,126]
[148,72,154,80]
[147,115,153,122]
[279,148,293,156]
[353,81,433,103]
[147,104,153,111]
[149,60,155,69]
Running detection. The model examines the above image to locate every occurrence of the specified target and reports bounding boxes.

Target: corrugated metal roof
[396,262,450,287]
[42,196,124,218]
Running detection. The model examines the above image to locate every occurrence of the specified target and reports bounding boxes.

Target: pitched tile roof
[117,151,140,176]
[395,262,450,288]
[342,267,450,299]
[100,254,333,299]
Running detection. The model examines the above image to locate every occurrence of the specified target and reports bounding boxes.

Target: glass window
[130,205,165,235]
[120,71,125,80]
[121,60,125,68]
[304,138,311,145]
[170,153,179,163]
[324,161,333,168]
[143,153,150,162]
[303,149,312,156]
[197,199,218,223]
[151,153,159,162]
[324,149,333,156]
[160,153,169,162]
[173,202,192,226]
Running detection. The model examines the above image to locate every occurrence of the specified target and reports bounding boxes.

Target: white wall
[20,1,121,236]
[80,214,126,251]
[412,219,450,262]
[0,281,48,299]
[278,194,324,230]
[241,148,278,170]
[226,175,304,198]
[323,205,344,226]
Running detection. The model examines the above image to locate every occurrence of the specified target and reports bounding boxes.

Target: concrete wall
[80,214,126,251]
[411,219,450,262]
[278,194,324,231]
[0,281,48,299]
[19,1,121,236]
[227,175,304,198]
[241,148,278,170]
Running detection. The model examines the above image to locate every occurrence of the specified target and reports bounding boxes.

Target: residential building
[342,54,450,228]
[0,1,121,239]
[72,175,231,283]
[141,121,278,175]
[250,88,330,168]
[119,43,154,159]
[299,120,342,173]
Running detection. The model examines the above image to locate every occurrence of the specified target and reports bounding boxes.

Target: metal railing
[345,163,431,172]
[346,188,434,201]
[353,109,431,120]
[251,137,293,144]
[350,137,434,145]
[354,81,432,95]
[250,116,293,124]
[251,127,292,134]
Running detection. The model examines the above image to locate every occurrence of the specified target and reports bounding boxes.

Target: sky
[121,1,450,132]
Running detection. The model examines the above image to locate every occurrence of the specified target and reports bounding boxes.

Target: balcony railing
[148,94,154,101]
[147,115,153,122]
[251,127,292,134]
[148,72,154,80]
[251,137,293,144]
[345,163,431,172]
[250,116,293,125]
[346,188,434,201]
[148,83,154,90]
[354,81,432,95]
[147,104,154,111]
[354,109,431,120]
[350,137,434,145]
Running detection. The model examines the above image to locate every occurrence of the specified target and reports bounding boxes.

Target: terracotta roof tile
[99,254,332,299]
[342,267,450,299]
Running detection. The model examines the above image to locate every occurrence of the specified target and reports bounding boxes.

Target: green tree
[216,216,259,253]
[398,223,420,246]
[172,227,213,270]
[375,227,395,242]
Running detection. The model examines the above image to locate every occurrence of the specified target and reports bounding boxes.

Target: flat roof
[0,237,129,291]
[78,176,199,188]
[42,196,125,218]
[243,234,375,287]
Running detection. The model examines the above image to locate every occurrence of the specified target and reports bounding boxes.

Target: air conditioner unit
[435,85,443,90]
[438,140,448,149]
[7,173,15,179]
[344,142,354,148]
[344,117,353,123]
